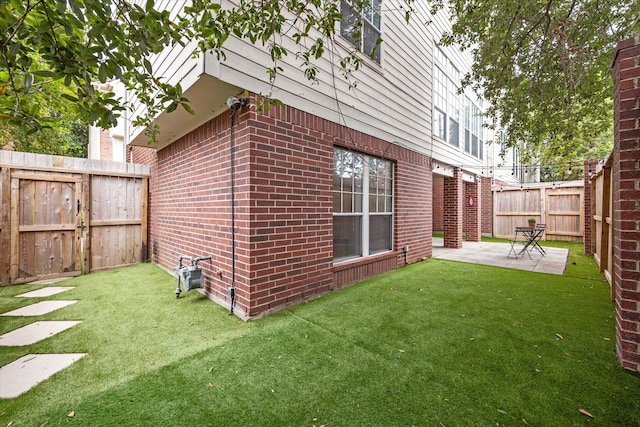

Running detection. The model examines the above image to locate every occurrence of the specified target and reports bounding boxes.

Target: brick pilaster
[481,176,493,236]
[443,168,463,248]
[612,36,640,372]
[583,159,600,256]
[432,178,444,233]
[464,178,481,242]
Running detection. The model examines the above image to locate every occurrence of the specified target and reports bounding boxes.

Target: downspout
[227,96,247,314]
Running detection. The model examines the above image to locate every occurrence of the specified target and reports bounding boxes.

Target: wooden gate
[11,172,84,282]
[545,188,584,241]
[1,151,149,285]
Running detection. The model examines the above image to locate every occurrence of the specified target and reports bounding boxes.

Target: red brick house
[128,1,508,318]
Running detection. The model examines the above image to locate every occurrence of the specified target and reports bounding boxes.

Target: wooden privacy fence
[590,157,613,288]
[492,181,584,241]
[0,151,149,285]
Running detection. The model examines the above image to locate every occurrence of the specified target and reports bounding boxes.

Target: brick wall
[99,129,114,161]
[443,168,463,248]
[136,111,242,309]
[481,177,493,235]
[435,175,492,237]
[463,179,481,242]
[246,104,335,315]
[612,36,640,372]
[583,159,600,256]
[432,177,444,233]
[134,95,432,318]
[132,145,161,267]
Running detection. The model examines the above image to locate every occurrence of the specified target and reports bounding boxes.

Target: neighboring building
[88,82,127,162]
[127,1,520,318]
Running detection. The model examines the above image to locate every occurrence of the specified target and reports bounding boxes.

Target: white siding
[128,0,519,179]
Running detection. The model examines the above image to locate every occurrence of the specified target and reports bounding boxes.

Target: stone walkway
[0,281,85,399]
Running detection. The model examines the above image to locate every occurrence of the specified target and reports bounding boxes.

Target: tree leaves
[436,0,639,164]
[2,0,421,142]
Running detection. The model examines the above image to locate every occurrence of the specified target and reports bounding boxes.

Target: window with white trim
[463,98,483,160]
[340,0,382,63]
[434,48,484,160]
[448,77,461,147]
[333,147,393,261]
[433,66,447,140]
[433,48,461,147]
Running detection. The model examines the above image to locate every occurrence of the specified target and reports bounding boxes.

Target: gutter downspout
[227,96,247,314]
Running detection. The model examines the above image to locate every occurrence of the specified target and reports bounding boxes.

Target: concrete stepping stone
[1,301,77,317]
[16,287,75,298]
[0,321,82,346]
[0,353,87,398]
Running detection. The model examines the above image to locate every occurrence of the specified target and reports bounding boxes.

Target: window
[479,119,484,160]
[464,97,471,153]
[512,149,524,181]
[333,147,393,261]
[434,48,484,159]
[448,77,460,147]
[463,97,483,160]
[433,66,447,140]
[433,49,460,147]
[340,0,382,63]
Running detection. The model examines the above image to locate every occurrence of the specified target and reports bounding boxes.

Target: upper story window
[433,48,461,148]
[463,97,483,160]
[512,149,524,181]
[434,47,483,160]
[340,0,382,63]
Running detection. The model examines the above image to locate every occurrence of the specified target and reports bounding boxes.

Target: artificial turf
[0,241,639,426]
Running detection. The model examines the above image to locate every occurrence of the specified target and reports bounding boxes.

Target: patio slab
[1,300,77,317]
[16,287,75,298]
[0,321,82,346]
[432,238,568,275]
[0,353,87,398]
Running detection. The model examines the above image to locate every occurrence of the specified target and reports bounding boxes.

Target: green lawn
[1,241,639,426]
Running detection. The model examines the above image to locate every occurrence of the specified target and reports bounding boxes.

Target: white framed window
[464,97,471,153]
[340,0,382,63]
[433,66,447,140]
[333,147,393,261]
[433,49,461,147]
[462,97,483,160]
[434,48,485,159]
[448,78,460,147]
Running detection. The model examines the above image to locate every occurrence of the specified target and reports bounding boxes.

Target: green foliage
[0,54,88,156]
[6,118,87,157]
[2,0,631,161]
[435,0,639,163]
[539,126,613,181]
[1,0,414,143]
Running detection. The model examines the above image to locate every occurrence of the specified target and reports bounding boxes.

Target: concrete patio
[431,237,569,275]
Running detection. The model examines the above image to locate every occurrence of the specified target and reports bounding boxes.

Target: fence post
[583,159,600,255]
[141,177,149,261]
[0,168,10,285]
[612,36,640,372]
[80,173,91,274]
